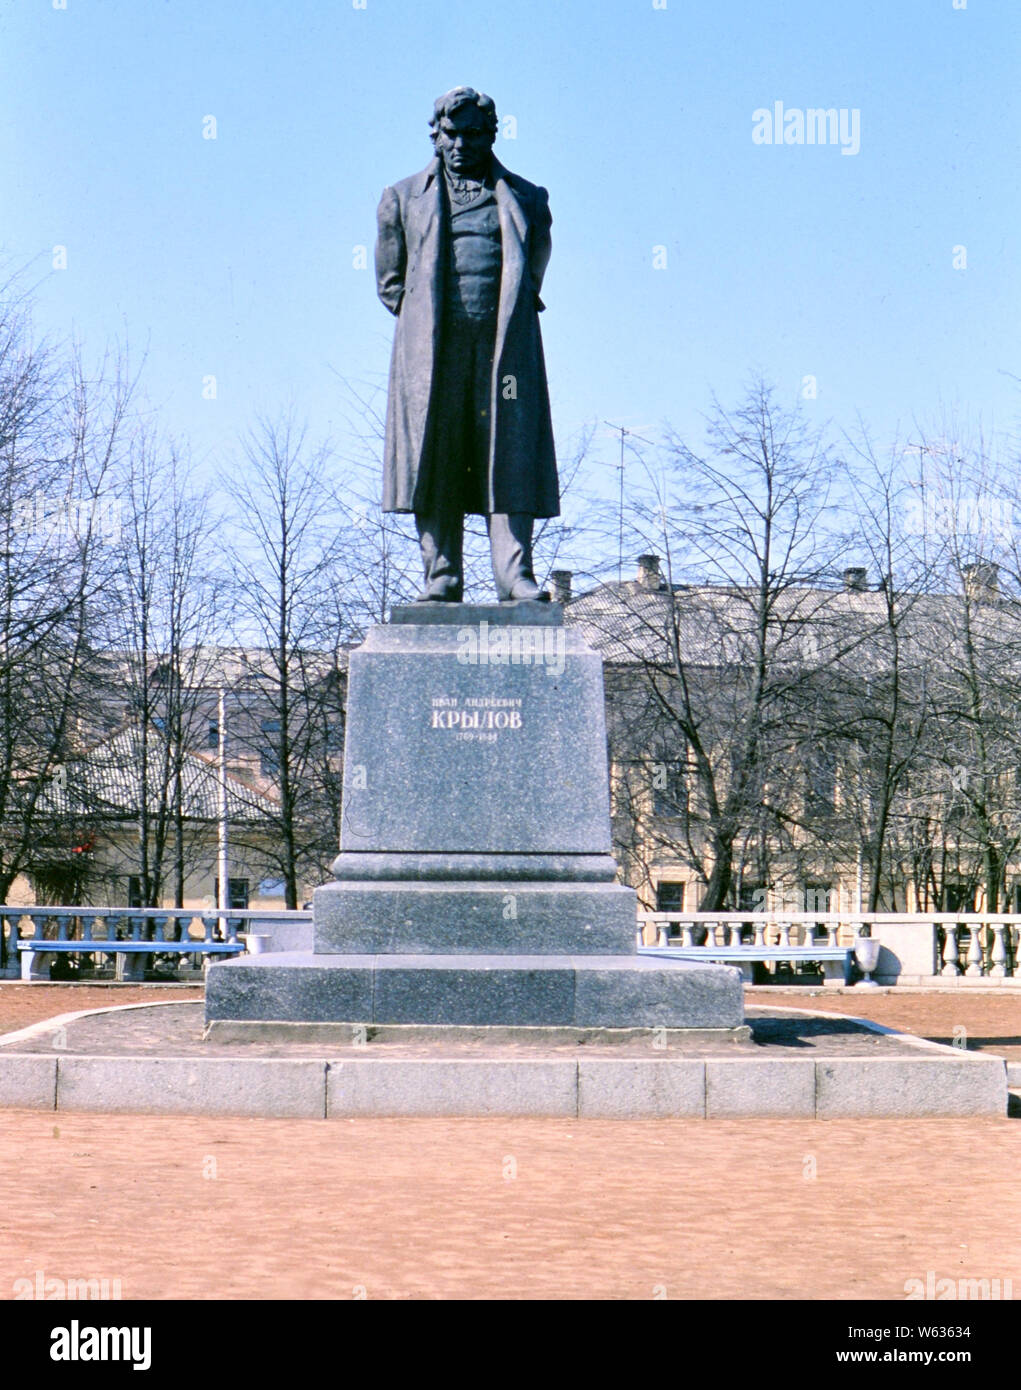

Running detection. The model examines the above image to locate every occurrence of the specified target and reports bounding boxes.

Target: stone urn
[853,934,882,988]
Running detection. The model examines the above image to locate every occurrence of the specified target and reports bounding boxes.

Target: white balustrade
[989,923,1008,978]
[630,910,1021,984]
[965,924,984,977]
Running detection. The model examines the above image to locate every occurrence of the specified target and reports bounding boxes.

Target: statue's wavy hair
[429,87,498,145]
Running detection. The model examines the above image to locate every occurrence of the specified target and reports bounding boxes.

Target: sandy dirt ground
[0,984,202,1036]
[755,989,1021,1062]
[0,1110,1019,1301]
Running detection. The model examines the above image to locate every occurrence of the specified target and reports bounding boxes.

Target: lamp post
[217,686,229,933]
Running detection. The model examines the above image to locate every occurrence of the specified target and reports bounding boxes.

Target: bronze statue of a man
[375,87,559,603]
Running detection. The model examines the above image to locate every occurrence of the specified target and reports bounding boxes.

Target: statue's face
[434,105,493,179]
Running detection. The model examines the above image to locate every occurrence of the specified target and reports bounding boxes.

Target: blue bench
[638,944,854,983]
[12,912,245,981]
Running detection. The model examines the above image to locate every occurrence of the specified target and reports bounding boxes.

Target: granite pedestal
[206,602,743,1036]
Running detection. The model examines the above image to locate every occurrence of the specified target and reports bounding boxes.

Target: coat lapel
[413,159,445,355]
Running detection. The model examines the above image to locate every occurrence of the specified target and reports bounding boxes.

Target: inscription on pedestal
[430,694,524,740]
[338,619,612,855]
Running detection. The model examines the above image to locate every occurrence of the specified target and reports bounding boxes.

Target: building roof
[564,574,1013,675]
[92,644,349,694]
[40,726,279,823]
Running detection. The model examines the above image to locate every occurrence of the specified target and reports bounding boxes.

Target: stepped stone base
[205,952,744,1030]
[204,604,747,1041]
[205,1021,751,1045]
[330,852,621,881]
[312,880,638,955]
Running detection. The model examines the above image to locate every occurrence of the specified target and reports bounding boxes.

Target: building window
[207,721,219,750]
[738,881,766,913]
[802,882,832,914]
[942,883,975,914]
[651,759,687,818]
[260,719,281,777]
[126,875,143,908]
[806,748,836,815]
[214,878,250,910]
[655,881,685,913]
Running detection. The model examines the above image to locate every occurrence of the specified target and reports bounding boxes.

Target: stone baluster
[656,919,669,947]
[940,923,961,976]
[704,921,716,948]
[754,919,766,948]
[90,915,106,967]
[965,922,984,977]
[827,924,839,948]
[730,923,743,948]
[778,920,792,949]
[681,921,695,948]
[989,923,1008,978]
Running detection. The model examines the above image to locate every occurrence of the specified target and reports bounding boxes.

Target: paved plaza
[0,982,1018,1301]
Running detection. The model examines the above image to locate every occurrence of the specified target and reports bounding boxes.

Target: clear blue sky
[3,0,1019,497]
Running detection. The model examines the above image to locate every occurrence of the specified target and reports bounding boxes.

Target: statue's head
[429,87,497,179]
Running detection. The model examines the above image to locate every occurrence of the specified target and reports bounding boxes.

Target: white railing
[5,905,1018,983]
[636,912,1021,981]
[0,905,313,970]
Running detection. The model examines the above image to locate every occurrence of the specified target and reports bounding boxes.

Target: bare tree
[812,431,946,910]
[100,427,223,907]
[905,424,1021,911]
[0,285,133,924]
[576,380,848,910]
[221,414,348,907]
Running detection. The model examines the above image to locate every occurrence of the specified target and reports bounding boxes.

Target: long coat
[375,156,560,518]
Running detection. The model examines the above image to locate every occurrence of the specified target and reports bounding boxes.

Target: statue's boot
[415,512,464,602]
[488,512,550,602]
